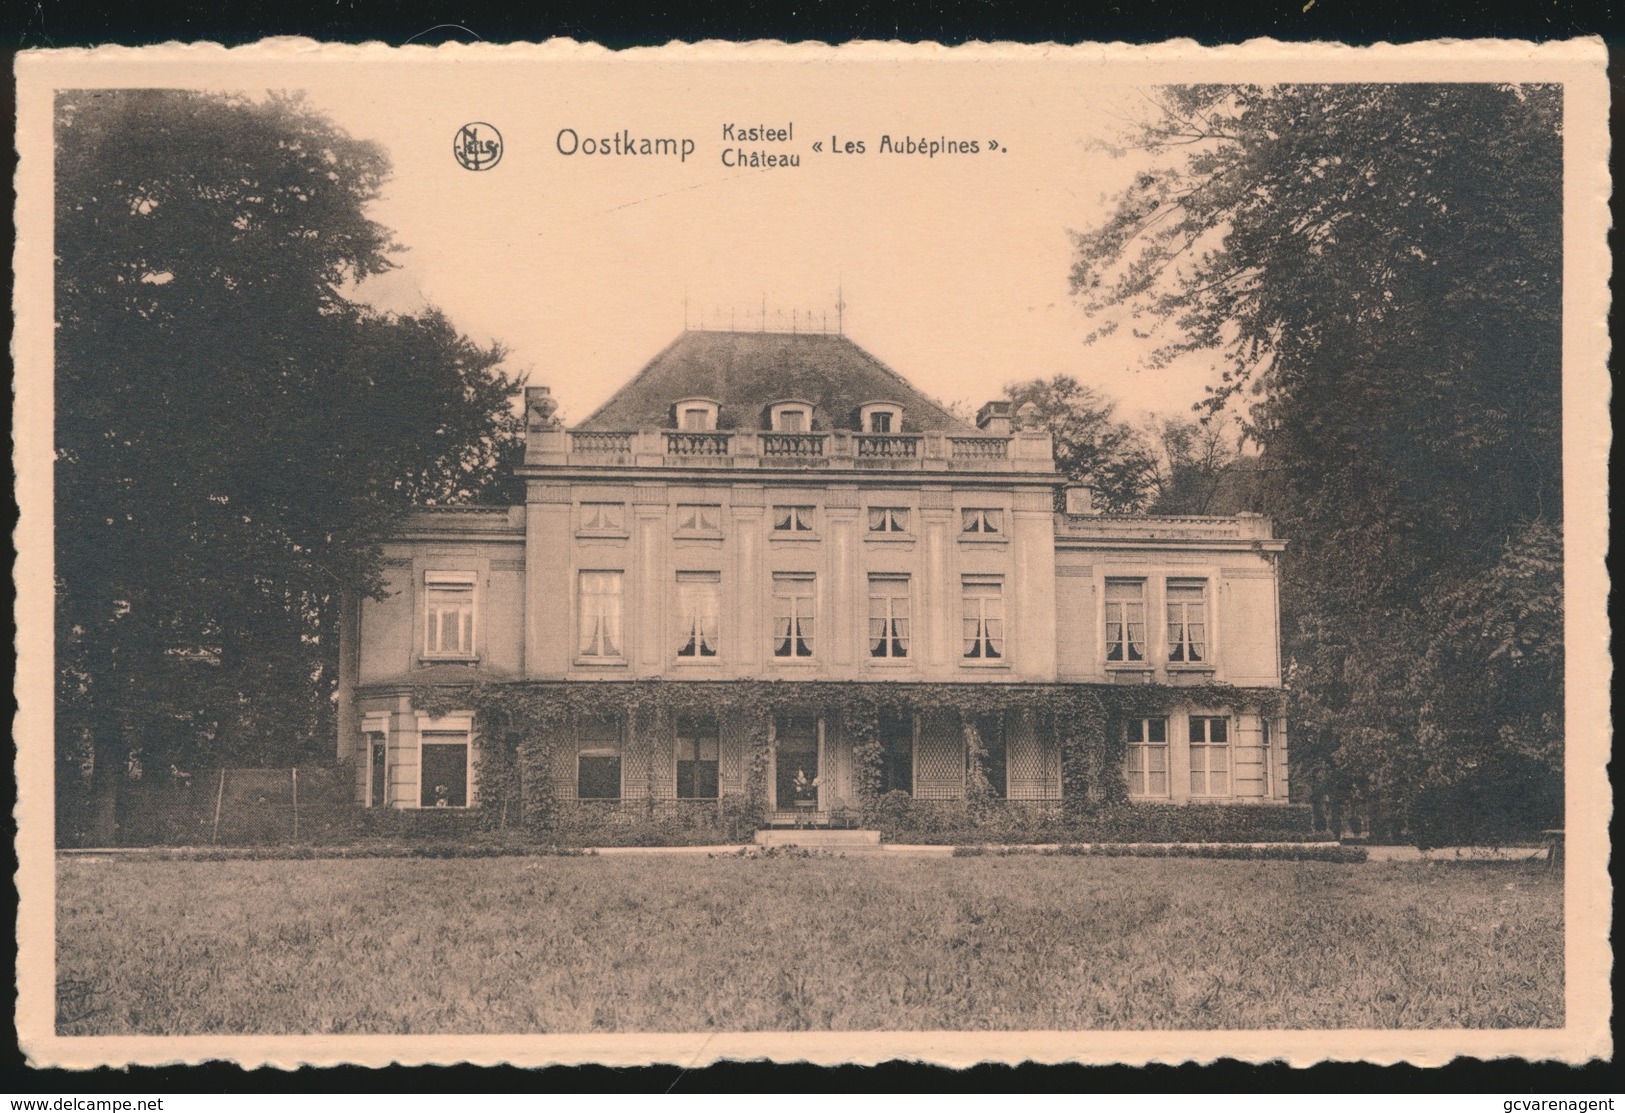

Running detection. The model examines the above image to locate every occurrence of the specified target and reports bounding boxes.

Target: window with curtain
[1166,578,1209,663]
[675,504,722,533]
[1105,578,1146,663]
[577,571,624,658]
[960,508,1003,535]
[772,505,816,532]
[961,577,1005,659]
[867,506,910,533]
[772,573,816,658]
[579,502,625,532]
[868,574,911,658]
[676,571,721,658]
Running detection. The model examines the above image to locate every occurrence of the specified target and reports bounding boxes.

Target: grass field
[56,855,1562,1033]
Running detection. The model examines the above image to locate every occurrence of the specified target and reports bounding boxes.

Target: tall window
[676,571,721,658]
[961,508,1003,535]
[1167,579,1209,664]
[868,574,911,659]
[869,410,893,433]
[1189,716,1231,796]
[879,712,913,794]
[773,505,815,532]
[680,407,713,431]
[961,577,1005,659]
[676,714,721,799]
[772,573,816,658]
[776,408,808,433]
[1105,578,1146,663]
[1124,717,1169,797]
[676,504,721,533]
[367,732,387,808]
[577,715,622,800]
[424,572,476,658]
[579,502,625,532]
[867,506,910,533]
[577,571,624,659]
[419,730,469,808]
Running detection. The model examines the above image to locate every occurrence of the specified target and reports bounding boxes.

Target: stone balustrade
[529,427,1058,474]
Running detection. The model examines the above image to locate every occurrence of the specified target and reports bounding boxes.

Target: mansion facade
[336,330,1289,822]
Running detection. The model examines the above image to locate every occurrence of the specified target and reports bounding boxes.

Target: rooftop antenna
[761,292,767,332]
[683,289,690,331]
[836,283,846,336]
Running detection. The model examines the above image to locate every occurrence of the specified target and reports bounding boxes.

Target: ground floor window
[577,714,623,799]
[419,732,469,808]
[878,712,913,795]
[1189,715,1231,797]
[1125,717,1169,797]
[775,714,819,808]
[676,713,720,799]
[367,733,387,808]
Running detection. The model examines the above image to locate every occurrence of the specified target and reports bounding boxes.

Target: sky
[255,55,1233,431]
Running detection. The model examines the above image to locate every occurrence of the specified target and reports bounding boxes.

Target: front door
[773,714,820,814]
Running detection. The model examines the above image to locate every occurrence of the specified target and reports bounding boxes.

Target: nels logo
[454,123,503,171]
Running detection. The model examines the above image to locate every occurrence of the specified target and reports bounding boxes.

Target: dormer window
[767,399,816,433]
[673,398,720,431]
[859,401,904,434]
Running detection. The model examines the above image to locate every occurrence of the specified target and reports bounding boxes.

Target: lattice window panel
[622,733,650,799]
[915,710,965,800]
[648,722,677,801]
[719,713,747,794]
[1006,712,1061,801]
[551,728,577,799]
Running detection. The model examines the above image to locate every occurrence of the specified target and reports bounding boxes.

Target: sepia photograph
[13,40,1611,1068]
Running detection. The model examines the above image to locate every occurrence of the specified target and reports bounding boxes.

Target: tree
[1005,375,1156,512]
[55,90,523,843]
[1072,85,1563,838]
[1143,414,1263,516]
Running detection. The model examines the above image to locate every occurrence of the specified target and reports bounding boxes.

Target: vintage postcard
[13,39,1611,1069]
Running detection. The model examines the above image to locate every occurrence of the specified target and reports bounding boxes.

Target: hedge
[867,795,1323,844]
[954,842,1365,862]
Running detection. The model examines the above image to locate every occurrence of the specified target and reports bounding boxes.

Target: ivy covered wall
[409,679,1286,837]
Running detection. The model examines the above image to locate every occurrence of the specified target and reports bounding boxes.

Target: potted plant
[791,768,819,809]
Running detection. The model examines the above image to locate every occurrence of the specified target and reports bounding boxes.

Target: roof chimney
[976,400,1012,436]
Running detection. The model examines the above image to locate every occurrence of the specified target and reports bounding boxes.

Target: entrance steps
[754,828,883,851]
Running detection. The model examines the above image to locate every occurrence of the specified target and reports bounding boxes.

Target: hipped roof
[574,330,975,433]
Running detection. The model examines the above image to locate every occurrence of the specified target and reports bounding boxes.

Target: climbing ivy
[409,678,1284,832]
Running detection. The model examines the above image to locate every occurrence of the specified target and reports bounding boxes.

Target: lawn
[56,855,1562,1034]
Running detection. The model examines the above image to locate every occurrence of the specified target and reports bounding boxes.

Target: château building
[336,329,1289,827]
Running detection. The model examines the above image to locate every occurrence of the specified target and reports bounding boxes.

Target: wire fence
[60,766,361,847]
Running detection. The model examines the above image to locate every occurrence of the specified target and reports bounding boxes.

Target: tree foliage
[1072,84,1563,839]
[1143,414,1264,516]
[1004,375,1156,512]
[55,90,523,838]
